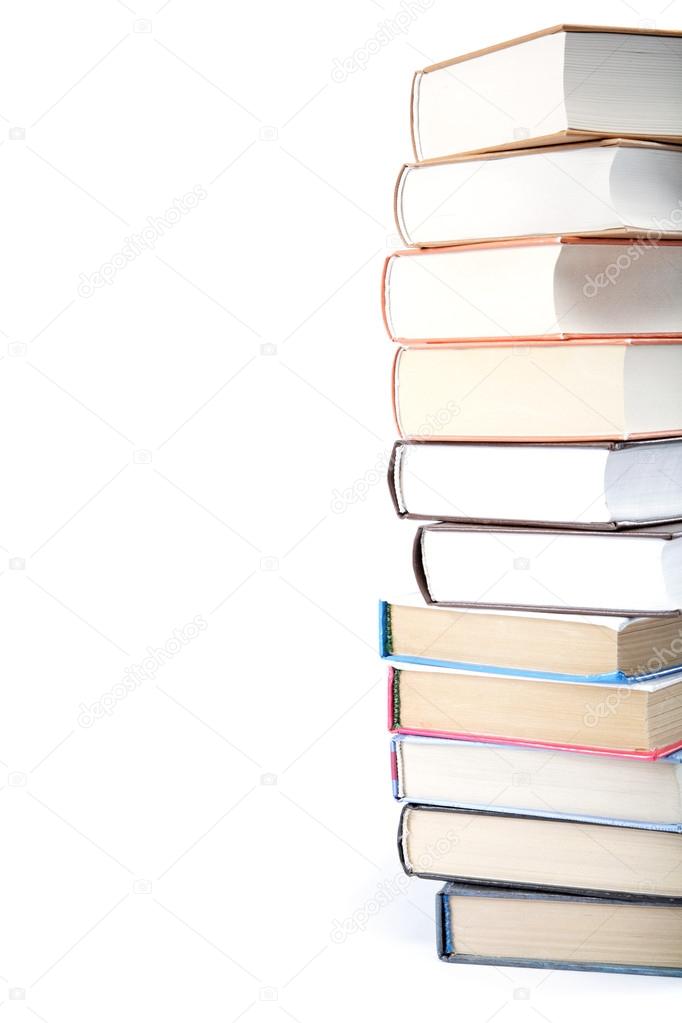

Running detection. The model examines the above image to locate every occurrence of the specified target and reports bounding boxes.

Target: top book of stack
[412,25,682,161]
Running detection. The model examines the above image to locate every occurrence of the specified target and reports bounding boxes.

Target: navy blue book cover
[437,883,682,976]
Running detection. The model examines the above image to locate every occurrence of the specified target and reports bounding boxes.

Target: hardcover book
[413,523,682,615]
[392,733,682,825]
[436,883,682,975]
[399,803,682,898]
[389,439,682,528]
[396,139,682,247]
[382,239,682,344]
[388,667,682,756]
[412,25,682,160]
[392,341,682,442]
[380,600,682,682]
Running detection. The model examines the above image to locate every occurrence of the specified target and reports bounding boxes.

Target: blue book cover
[379,599,682,684]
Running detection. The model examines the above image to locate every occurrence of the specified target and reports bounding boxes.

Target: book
[382,597,682,679]
[380,600,682,681]
[436,883,682,975]
[389,668,682,757]
[383,239,682,344]
[392,734,682,820]
[411,25,682,161]
[399,803,682,898]
[414,523,682,615]
[389,439,682,528]
[393,341,682,443]
[396,139,682,247]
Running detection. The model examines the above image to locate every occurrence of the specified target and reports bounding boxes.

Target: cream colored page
[395,345,626,438]
[450,895,682,967]
[397,670,647,746]
[388,602,620,674]
[400,739,680,824]
[405,808,682,894]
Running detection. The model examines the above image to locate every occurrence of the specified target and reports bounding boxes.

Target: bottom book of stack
[436,884,682,976]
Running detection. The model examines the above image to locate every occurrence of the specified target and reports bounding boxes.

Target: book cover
[378,600,682,682]
[398,803,682,899]
[436,882,682,976]
[390,733,682,824]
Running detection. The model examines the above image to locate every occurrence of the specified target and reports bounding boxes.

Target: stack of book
[380,25,682,976]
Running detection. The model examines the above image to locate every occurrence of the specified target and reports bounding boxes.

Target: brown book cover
[411,25,682,160]
[394,139,682,247]
[412,522,682,616]
[382,237,682,345]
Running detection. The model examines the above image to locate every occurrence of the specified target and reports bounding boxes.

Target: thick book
[392,734,682,824]
[398,803,682,899]
[383,239,682,344]
[388,667,682,757]
[380,600,682,682]
[411,25,682,160]
[436,883,682,976]
[389,439,682,529]
[392,341,682,443]
[396,139,682,247]
[413,523,682,615]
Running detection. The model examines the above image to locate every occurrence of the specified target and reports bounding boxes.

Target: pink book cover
[381,237,682,345]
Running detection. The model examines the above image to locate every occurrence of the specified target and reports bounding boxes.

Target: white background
[1,0,680,1019]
